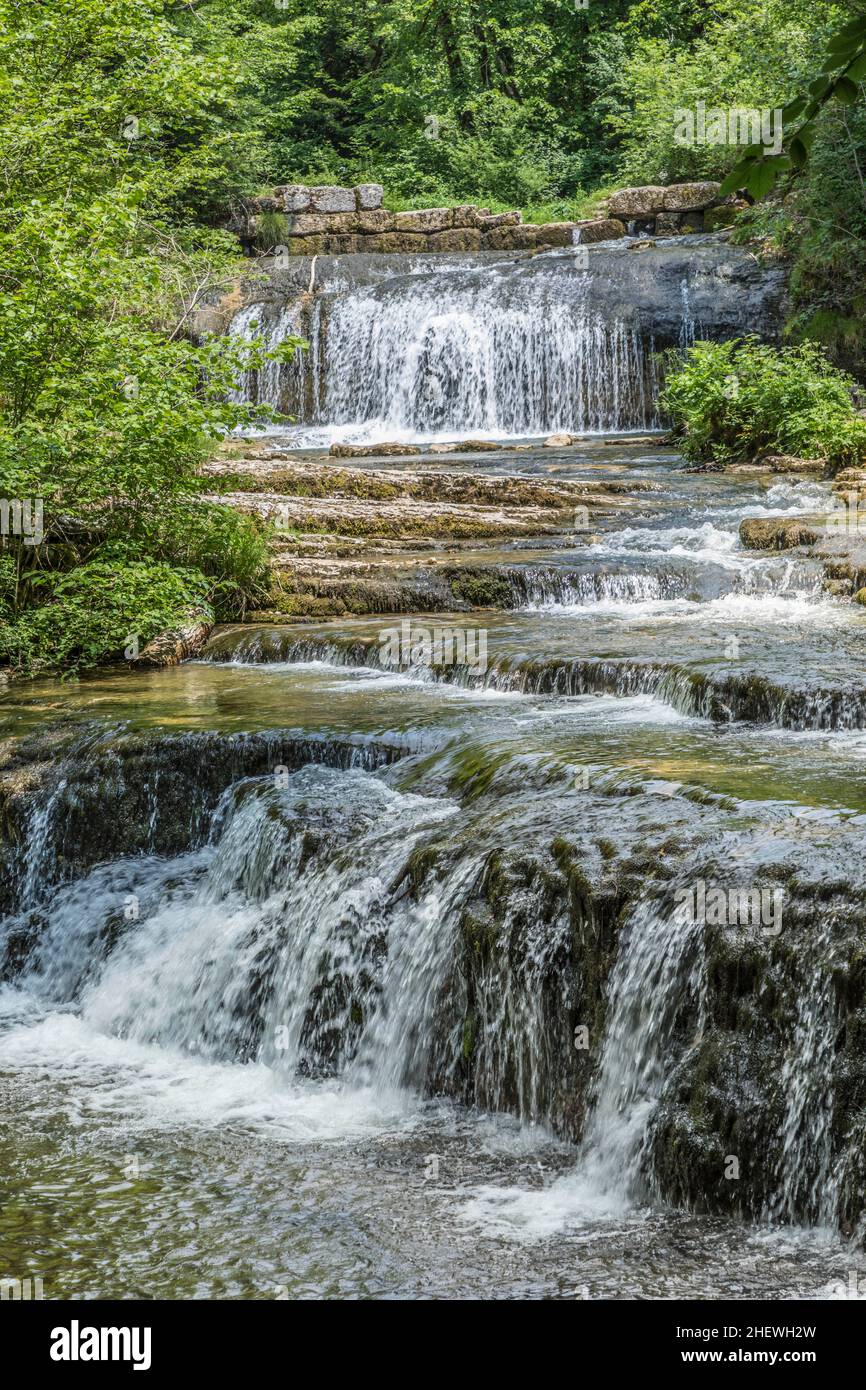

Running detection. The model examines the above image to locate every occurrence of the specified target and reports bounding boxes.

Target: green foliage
[720,9,866,199]
[661,338,866,468]
[0,0,302,676]
[0,561,210,674]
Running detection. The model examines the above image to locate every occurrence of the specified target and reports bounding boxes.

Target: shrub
[0,561,211,675]
[660,337,866,469]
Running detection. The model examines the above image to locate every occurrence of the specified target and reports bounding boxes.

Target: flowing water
[0,211,861,1295]
[226,238,784,447]
[3,400,866,1293]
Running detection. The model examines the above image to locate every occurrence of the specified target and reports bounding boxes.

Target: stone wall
[235,182,625,256]
[231,180,744,258]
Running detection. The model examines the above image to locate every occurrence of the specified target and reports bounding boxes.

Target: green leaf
[781,98,808,122]
[790,137,808,169]
[845,52,866,80]
[746,159,784,199]
[719,160,755,197]
[834,76,860,104]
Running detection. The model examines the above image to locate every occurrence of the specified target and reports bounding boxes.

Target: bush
[661,337,866,469]
[0,561,211,675]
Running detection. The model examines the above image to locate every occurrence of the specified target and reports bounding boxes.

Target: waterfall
[577,894,706,1199]
[229,261,660,440]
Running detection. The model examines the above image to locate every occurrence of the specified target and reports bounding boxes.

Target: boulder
[285,213,329,236]
[574,218,626,243]
[392,207,454,234]
[475,210,522,230]
[655,212,683,237]
[739,517,819,550]
[452,205,479,226]
[544,433,579,447]
[608,186,667,217]
[356,210,392,233]
[354,183,384,210]
[681,211,704,232]
[326,234,363,255]
[378,231,428,253]
[662,181,721,211]
[278,235,323,256]
[308,185,356,213]
[481,225,537,251]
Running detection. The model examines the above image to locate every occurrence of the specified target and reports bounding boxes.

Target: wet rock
[427,227,483,252]
[482,225,538,251]
[855,588,866,606]
[330,442,421,458]
[128,606,215,668]
[655,212,683,237]
[544,433,579,447]
[739,517,820,550]
[534,222,579,248]
[574,218,626,243]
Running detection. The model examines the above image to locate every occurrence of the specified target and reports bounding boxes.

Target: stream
[3,438,866,1299]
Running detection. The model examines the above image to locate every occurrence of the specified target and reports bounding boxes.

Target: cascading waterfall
[577,895,706,1199]
[229,263,660,438]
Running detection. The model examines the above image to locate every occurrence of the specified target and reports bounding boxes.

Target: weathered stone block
[276,184,312,212]
[427,227,483,252]
[654,212,683,237]
[378,231,428,253]
[325,234,363,255]
[481,226,536,251]
[354,183,384,210]
[574,218,626,243]
[356,210,392,233]
[475,210,522,230]
[534,222,579,248]
[308,185,357,213]
[281,235,324,256]
[608,185,667,217]
[285,213,329,236]
[681,211,705,233]
[451,205,479,227]
[391,207,454,234]
[662,181,721,211]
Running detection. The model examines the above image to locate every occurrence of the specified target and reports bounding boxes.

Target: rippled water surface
[3,442,866,1299]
